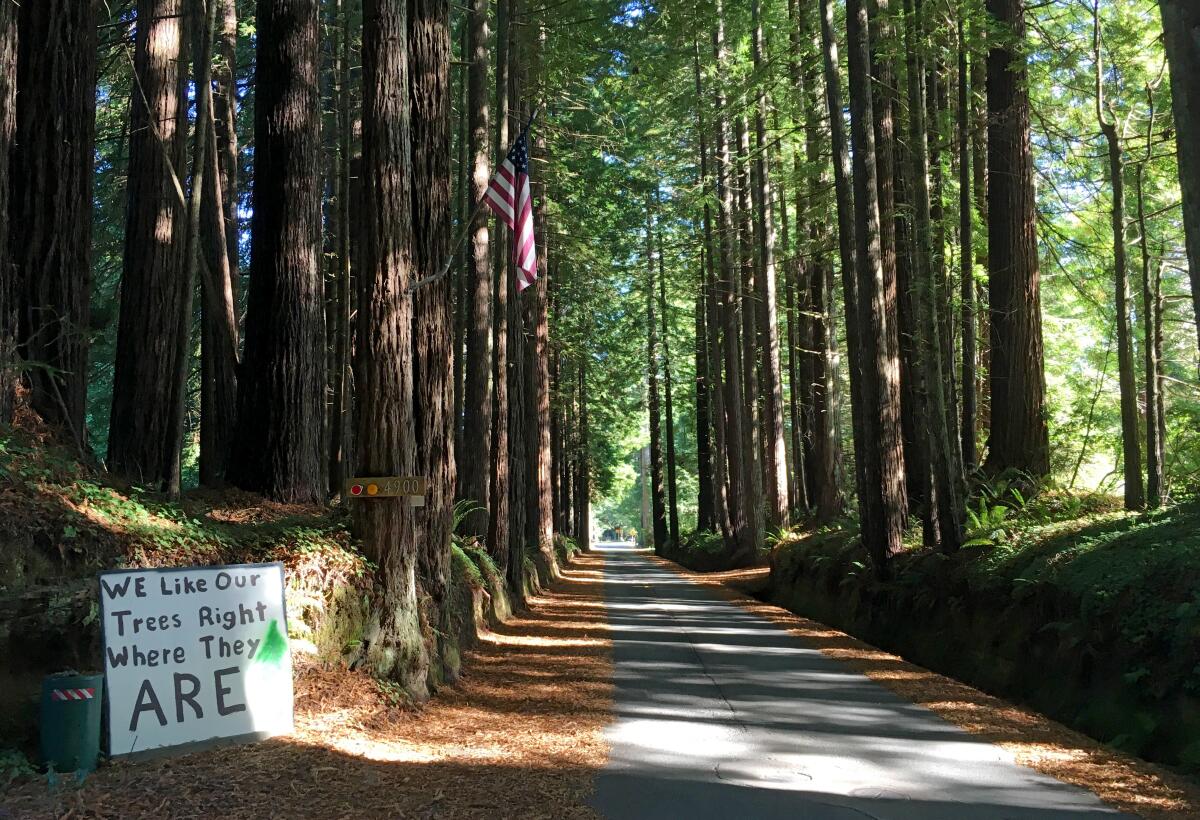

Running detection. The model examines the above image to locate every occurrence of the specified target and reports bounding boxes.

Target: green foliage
[451,544,485,590]
[553,534,581,565]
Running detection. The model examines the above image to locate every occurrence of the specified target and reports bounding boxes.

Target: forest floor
[2,553,613,820]
[658,558,1200,820]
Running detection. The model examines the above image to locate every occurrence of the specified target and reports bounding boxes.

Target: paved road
[589,543,1124,819]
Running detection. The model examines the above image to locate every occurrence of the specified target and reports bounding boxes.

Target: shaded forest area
[1,0,1200,777]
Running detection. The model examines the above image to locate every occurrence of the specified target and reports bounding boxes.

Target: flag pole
[407,105,540,296]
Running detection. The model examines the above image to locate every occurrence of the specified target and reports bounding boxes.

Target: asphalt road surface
[589,543,1124,820]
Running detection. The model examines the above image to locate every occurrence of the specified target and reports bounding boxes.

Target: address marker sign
[345,476,428,503]
[99,562,293,757]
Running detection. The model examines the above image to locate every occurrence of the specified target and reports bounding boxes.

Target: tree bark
[0,0,16,422]
[646,199,667,551]
[905,0,965,550]
[1094,2,1144,511]
[228,0,326,502]
[1137,84,1164,508]
[713,1,755,564]
[109,0,190,486]
[457,0,493,537]
[356,0,428,700]
[983,0,1049,477]
[751,0,789,531]
[958,15,977,472]
[488,0,511,578]
[847,0,907,569]
[657,210,680,547]
[796,0,843,520]
[409,0,456,683]
[1158,0,1200,357]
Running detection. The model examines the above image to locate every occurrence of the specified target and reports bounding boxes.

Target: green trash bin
[40,672,103,773]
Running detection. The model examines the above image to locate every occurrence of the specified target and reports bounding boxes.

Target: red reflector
[350,484,363,496]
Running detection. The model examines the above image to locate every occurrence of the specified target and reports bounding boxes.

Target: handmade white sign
[99,562,293,756]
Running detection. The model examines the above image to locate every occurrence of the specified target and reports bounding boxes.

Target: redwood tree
[983,0,1049,477]
[1159,0,1200,356]
[409,0,456,680]
[0,0,14,421]
[356,0,428,700]
[456,0,493,537]
[227,0,327,502]
[12,0,96,447]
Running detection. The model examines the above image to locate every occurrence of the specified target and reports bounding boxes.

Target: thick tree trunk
[109,0,189,486]
[694,42,728,537]
[983,0,1049,477]
[228,0,326,502]
[0,0,16,422]
[12,0,94,448]
[958,16,977,473]
[820,0,867,519]
[409,0,456,683]
[527,28,554,567]
[215,0,239,275]
[796,0,843,520]
[646,201,667,551]
[327,0,353,494]
[574,362,590,547]
[905,0,965,551]
[734,115,765,553]
[657,218,680,547]
[751,0,788,531]
[488,0,511,578]
[457,0,493,537]
[694,269,716,532]
[847,0,907,569]
[356,0,428,700]
[713,2,755,564]
[504,11,526,592]
[1158,0,1200,357]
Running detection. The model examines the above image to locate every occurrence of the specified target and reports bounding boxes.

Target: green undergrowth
[769,489,1200,773]
[0,426,365,588]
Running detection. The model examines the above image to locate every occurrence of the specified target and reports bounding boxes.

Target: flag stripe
[486,127,539,290]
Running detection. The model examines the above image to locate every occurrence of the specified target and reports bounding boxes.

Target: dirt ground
[2,554,612,820]
[658,559,1200,820]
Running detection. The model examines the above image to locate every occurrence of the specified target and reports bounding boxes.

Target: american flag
[484,128,537,291]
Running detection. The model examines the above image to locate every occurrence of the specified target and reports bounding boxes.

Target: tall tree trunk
[1158,0,1200,357]
[109,0,190,486]
[180,0,221,497]
[1094,2,1144,511]
[847,0,907,569]
[694,259,716,532]
[505,6,526,592]
[734,114,765,553]
[906,0,964,551]
[694,42,728,537]
[646,200,667,551]
[228,0,326,502]
[199,83,240,486]
[12,0,95,448]
[527,24,554,567]
[215,0,239,274]
[457,0,493,536]
[820,0,867,521]
[983,0,1049,477]
[958,15,977,472]
[1137,84,1164,508]
[327,0,353,494]
[657,215,680,547]
[574,362,589,547]
[356,0,428,700]
[713,1,755,564]
[0,0,14,422]
[751,0,789,530]
[409,0,456,683]
[797,0,843,520]
[488,0,511,578]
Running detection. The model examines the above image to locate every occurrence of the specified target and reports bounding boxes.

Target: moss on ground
[768,494,1200,774]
